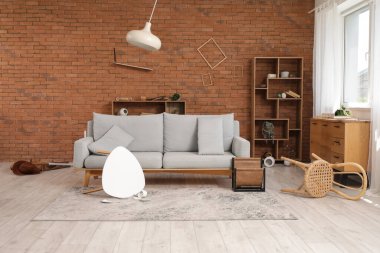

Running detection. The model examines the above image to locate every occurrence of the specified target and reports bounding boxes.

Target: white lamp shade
[126,22,161,51]
[102,146,145,199]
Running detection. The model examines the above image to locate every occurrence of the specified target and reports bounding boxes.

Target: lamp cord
[148,0,158,23]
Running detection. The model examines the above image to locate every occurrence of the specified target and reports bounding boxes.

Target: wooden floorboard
[0,163,380,252]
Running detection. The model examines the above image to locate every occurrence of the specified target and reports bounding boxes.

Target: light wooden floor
[1,162,380,253]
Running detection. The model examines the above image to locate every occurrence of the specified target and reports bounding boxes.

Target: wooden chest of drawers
[310,118,370,172]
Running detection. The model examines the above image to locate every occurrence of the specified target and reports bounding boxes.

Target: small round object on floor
[263,156,275,167]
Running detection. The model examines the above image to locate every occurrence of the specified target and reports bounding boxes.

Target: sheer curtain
[313,1,344,116]
[369,0,380,193]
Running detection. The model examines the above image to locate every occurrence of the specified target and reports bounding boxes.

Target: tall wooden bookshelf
[251,57,303,160]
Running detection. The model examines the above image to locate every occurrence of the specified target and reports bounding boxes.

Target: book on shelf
[285,90,300,98]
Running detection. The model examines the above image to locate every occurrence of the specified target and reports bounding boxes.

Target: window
[343,6,370,107]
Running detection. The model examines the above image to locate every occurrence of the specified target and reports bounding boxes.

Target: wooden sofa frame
[81,168,232,187]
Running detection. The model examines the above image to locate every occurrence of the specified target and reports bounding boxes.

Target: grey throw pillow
[88,125,134,155]
[198,117,224,155]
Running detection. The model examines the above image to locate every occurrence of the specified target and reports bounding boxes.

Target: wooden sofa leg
[83,170,91,187]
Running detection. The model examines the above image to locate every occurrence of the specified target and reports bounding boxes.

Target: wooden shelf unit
[251,57,303,160]
[112,101,186,115]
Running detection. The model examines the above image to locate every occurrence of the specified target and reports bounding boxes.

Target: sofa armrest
[232,136,250,157]
[73,137,93,168]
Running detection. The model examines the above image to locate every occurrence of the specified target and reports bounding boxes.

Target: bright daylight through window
[343,6,370,107]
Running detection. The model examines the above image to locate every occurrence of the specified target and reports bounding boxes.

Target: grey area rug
[34,183,297,221]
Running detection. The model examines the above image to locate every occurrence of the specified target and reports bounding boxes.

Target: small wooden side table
[232,158,265,192]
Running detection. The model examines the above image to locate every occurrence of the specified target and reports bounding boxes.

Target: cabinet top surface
[311,117,370,123]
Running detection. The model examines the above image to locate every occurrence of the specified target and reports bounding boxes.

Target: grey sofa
[73,112,250,184]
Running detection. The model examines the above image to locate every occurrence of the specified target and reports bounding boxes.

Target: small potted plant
[334,105,351,117]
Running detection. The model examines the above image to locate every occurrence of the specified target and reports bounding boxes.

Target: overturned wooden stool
[281,153,367,200]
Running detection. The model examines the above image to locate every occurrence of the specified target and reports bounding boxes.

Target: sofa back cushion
[163,113,234,152]
[93,113,163,152]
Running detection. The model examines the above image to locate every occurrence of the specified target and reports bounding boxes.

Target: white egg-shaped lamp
[102,146,145,198]
[126,0,161,51]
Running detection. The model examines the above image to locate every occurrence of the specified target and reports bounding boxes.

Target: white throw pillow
[198,117,224,155]
[88,125,134,155]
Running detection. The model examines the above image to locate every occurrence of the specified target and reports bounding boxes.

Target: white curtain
[369,0,380,193]
[313,2,344,116]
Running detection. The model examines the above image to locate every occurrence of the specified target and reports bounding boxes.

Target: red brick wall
[0,0,314,162]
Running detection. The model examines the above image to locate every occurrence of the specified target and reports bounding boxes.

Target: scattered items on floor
[46,162,72,170]
[34,182,296,221]
[101,199,113,203]
[11,161,40,175]
[11,161,72,175]
[262,121,275,143]
[133,190,149,201]
[262,152,275,168]
[281,153,367,200]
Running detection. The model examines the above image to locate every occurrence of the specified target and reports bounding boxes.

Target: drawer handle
[333,125,340,128]
[312,123,317,125]
[334,156,340,159]
[322,124,328,127]
[334,141,340,144]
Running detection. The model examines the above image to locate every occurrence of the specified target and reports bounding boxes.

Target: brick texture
[0,0,314,162]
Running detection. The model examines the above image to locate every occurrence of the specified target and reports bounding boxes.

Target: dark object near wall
[11,161,41,175]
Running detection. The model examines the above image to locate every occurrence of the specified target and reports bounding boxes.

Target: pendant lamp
[126,0,161,51]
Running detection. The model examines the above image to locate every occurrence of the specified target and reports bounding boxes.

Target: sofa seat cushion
[84,152,163,169]
[93,113,163,152]
[163,152,235,169]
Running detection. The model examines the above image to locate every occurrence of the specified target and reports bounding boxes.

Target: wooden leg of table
[83,170,91,187]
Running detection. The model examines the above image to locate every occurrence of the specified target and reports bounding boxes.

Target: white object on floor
[133,190,149,201]
[101,199,113,203]
[284,160,291,166]
[263,156,275,167]
[102,146,145,198]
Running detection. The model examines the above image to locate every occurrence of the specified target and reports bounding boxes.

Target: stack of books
[285,90,300,98]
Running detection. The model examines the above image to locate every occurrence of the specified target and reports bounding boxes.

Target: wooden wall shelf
[112,101,186,115]
[251,57,303,160]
